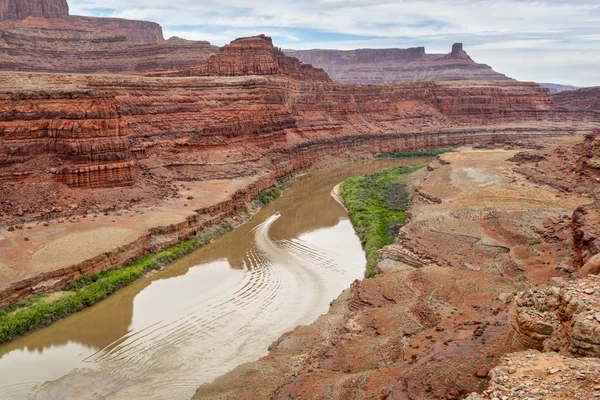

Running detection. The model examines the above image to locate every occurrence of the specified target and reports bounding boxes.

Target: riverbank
[340,164,425,277]
[0,155,431,347]
[193,135,593,399]
[0,179,283,344]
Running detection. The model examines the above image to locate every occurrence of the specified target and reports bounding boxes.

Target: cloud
[68,0,600,86]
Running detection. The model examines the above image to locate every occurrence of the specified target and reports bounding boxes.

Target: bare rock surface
[466,350,600,400]
[508,275,600,357]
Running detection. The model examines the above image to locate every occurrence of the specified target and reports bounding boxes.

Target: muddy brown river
[0,158,431,400]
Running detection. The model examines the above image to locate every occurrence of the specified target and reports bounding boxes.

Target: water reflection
[0,158,432,400]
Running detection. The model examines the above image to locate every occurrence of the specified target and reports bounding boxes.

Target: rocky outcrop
[0,0,163,43]
[508,275,600,357]
[466,350,600,400]
[553,86,600,122]
[0,25,217,74]
[66,16,163,43]
[554,86,600,111]
[572,205,600,265]
[541,83,580,93]
[150,34,332,82]
[0,0,68,20]
[0,67,572,195]
[285,43,512,84]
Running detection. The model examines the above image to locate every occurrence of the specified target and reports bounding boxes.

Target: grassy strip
[257,181,286,205]
[378,148,452,158]
[0,221,234,344]
[340,165,425,278]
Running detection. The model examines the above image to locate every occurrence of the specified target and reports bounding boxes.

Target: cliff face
[554,86,600,113]
[285,43,512,84]
[0,25,217,73]
[0,0,68,20]
[0,0,164,43]
[152,35,332,82]
[0,74,573,194]
[67,16,163,43]
[0,36,595,221]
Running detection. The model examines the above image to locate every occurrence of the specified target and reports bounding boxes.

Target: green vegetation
[378,148,452,159]
[257,187,282,205]
[0,221,235,344]
[340,165,425,278]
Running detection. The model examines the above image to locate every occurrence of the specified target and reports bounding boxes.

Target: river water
[0,158,431,400]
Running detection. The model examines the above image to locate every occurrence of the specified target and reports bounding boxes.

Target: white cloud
[68,0,600,86]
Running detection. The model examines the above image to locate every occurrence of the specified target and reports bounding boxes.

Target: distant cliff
[0,0,68,20]
[150,35,332,82]
[539,83,581,93]
[0,0,163,42]
[285,43,512,84]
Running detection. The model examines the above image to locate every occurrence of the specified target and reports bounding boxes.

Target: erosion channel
[0,157,433,400]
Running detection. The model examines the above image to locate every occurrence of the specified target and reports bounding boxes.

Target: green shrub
[0,235,214,344]
[378,148,452,158]
[257,187,281,205]
[340,165,425,278]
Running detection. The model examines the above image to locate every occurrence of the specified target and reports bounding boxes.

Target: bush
[378,149,452,158]
[0,232,225,344]
[257,187,281,205]
[340,165,424,277]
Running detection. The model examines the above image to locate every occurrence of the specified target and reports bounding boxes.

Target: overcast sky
[69,0,599,87]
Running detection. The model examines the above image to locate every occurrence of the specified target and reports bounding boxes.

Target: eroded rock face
[285,43,512,84]
[150,34,332,82]
[0,0,68,20]
[466,350,600,400]
[0,0,163,43]
[508,275,600,357]
[0,70,564,194]
[0,25,216,73]
[572,205,600,272]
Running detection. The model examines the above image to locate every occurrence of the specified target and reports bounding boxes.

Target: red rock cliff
[0,26,217,73]
[67,16,163,43]
[285,43,511,84]
[153,35,332,82]
[0,72,576,194]
[0,0,164,43]
[0,0,68,20]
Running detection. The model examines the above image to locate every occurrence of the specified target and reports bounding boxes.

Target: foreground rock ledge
[466,350,600,400]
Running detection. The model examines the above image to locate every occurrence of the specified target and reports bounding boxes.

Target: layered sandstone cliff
[0,0,68,20]
[0,36,588,198]
[554,86,600,120]
[0,26,217,74]
[150,34,332,82]
[0,0,163,43]
[285,43,512,84]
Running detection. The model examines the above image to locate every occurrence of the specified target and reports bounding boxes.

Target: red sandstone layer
[0,0,68,21]
[285,43,512,84]
[0,0,164,43]
[149,34,332,82]
[0,25,218,74]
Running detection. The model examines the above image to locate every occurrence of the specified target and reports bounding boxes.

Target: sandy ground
[0,177,259,291]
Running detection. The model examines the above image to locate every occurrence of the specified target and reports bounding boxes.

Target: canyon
[0,31,598,325]
[285,43,512,84]
[0,0,599,398]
